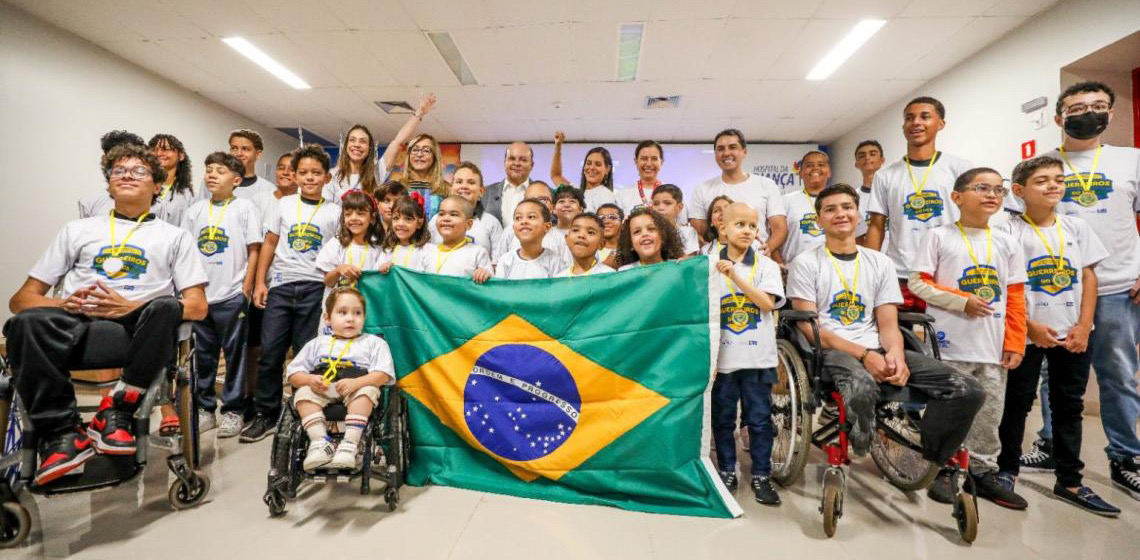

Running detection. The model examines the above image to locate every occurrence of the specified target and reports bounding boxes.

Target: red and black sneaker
[34,427,95,486]
[87,395,137,455]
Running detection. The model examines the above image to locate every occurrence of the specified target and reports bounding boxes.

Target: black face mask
[1063,111,1109,140]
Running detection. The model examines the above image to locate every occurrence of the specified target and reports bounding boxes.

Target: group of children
[8,82,1136,522]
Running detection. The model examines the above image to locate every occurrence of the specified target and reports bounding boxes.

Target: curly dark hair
[101,144,168,202]
[336,190,385,247]
[100,130,145,153]
[149,133,193,198]
[291,143,332,172]
[616,207,684,266]
[381,196,431,250]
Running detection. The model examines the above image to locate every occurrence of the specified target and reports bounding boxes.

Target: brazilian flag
[360,257,741,518]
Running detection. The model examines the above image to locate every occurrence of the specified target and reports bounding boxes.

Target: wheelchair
[262,383,410,517]
[769,309,978,543]
[0,320,210,548]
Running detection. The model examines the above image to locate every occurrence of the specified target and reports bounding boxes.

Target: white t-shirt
[1001,215,1109,339]
[380,243,434,273]
[689,174,786,242]
[582,186,618,212]
[154,186,205,229]
[614,182,690,222]
[866,153,973,277]
[912,224,1027,364]
[781,189,825,262]
[423,242,491,277]
[321,170,362,203]
[182,197,261,303]
[263,195,342,288]
[493,227,571,267]
[429,211,503,253]
[787,245,903,349]
[554,261,616,277]
[498,179,530,229]
[597,246,618,265]
[286,333,394,388]
[677,223,700,254]
[1043,145,1140,296]
[716,248,785,372]
[233,176,278,228]
[28,214,208,303]
[493,248,563,279]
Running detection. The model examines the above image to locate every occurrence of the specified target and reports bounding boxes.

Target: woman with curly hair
[149,133,198,226]
[615,207,685,270]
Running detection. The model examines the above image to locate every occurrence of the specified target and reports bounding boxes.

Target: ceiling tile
[357,30,464,87]
[288,31,398,88]
[983,0,1060,17]
[398,0,495,31]
[811,0,912,19]
[901,0,998,17]
[321,0,418,30]
[729,0,824,19]
[700,18,808,80]
[638,19,724,81]
[160,0,277,37]
[243,0,349,33]
[831,17,974,81]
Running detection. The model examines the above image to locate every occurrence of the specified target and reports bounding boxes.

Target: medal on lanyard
[321,337,355,383]
[1058,144,1102,207]
[956,222,996,301]
[724,256,760,324]
[905,153,940,210]
[824,248,861,321]
[434,239,470,273]
[102,211,148,276]
[1022,214,1069,288]
[293,197,324,251]
[206,197,232,241]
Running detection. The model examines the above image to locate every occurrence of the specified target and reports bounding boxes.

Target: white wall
[0,3,296,322]
[829,0,1140,186]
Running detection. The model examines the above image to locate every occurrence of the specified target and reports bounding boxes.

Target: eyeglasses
[961,183,1008,197]
[533,196,552,204]
[409,146,433,156]
[598,214,622,222]
[1062,102,1111,116]
[109,166,153,179]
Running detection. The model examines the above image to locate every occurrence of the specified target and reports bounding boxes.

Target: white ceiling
[8,0,1060,144]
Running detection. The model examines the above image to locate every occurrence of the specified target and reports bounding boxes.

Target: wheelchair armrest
[897,312,934,325]
[780,309,818,323]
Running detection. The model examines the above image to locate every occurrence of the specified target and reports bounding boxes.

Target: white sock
[301,413,328,442]
[343,414,368,446]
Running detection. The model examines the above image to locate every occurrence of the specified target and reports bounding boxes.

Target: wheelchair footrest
[31,455,141,496]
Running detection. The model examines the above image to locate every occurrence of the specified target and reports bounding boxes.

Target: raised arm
[550,131,572,187]
[381,93,437,172]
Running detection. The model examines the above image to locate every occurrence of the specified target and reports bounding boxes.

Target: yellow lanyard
[159,179,175,201]
[345,244,369,269]
[295,196,325,237]
[568,258,598,277]
[108,211,148,257]
[206,197,233,241]
[824,248,860,300]
[1058,144,1102,194]
[904,153,941,199]
[435,239,470,272]
[723,255,760,312]
[320,337,355,383]
[1022,214,1066,273]
[955,221,994,284]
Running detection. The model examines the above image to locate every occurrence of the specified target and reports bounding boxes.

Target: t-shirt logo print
[197,227,230,256]
[903,191,945,222]
[1026,256,1077,296]
[828,291,866,326]
[92,244,149,280]
[1061,173,1112,208]
[288,223,323,253]
[719,295,760,335]
[958,265,1002,304]
[798,213,823,237]
[465,344,581,462]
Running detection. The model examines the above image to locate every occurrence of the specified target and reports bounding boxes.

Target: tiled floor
[5,412,1138,560]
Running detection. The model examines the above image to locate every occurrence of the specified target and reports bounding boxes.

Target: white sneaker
[303,439,335,471]
[327,440,359,470]
[197,409,217,432]
[217,412,243,438]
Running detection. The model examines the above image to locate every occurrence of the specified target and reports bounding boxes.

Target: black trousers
[192,293,249,414]
[997,344,1091,487]
[253,281,323,417]
[4,297,182,435]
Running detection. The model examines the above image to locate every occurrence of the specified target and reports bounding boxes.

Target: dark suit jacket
[483,180,506,224]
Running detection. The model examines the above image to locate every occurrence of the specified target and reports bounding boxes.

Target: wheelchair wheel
[390,395,410,481]
[168,470,210,510]
[771,339,812,487]
[264,489,287,518]
[954,491,978,544]
[384,487,399,512]
[870,404,939,491]
[820,477,842,538]
[0,501,31,548]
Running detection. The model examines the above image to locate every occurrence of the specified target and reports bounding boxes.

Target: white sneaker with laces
[328,440,359,470]
[197,409,217,432]
[303,439,335,471]
[217,412,243,438]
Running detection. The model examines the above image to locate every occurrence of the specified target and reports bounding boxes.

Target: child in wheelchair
[285,287,393,471]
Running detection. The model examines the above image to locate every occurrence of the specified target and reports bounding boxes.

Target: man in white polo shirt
[689,129,788,259]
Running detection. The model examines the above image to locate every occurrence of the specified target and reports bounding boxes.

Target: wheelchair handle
[897,312,935,325]
[780,309,818,323]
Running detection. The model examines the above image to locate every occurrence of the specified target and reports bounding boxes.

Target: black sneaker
[751,476,781,506]
[719,471,738,493]
[974,471,1028,510]
[1053,484,1121,517]
[87,395,137,455]
[927,467,957,504]
[239,414,277,443]
[34,426,96,486]
[1109,457,1140,501]
[1019,438,1056,472]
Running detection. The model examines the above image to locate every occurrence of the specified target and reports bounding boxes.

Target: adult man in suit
[484,141,534,227]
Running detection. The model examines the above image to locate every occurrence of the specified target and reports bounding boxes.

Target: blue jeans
[1089,292,1140,461]
[192,293,249,414]
[711,369,776,477]
[253,281,324,417]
